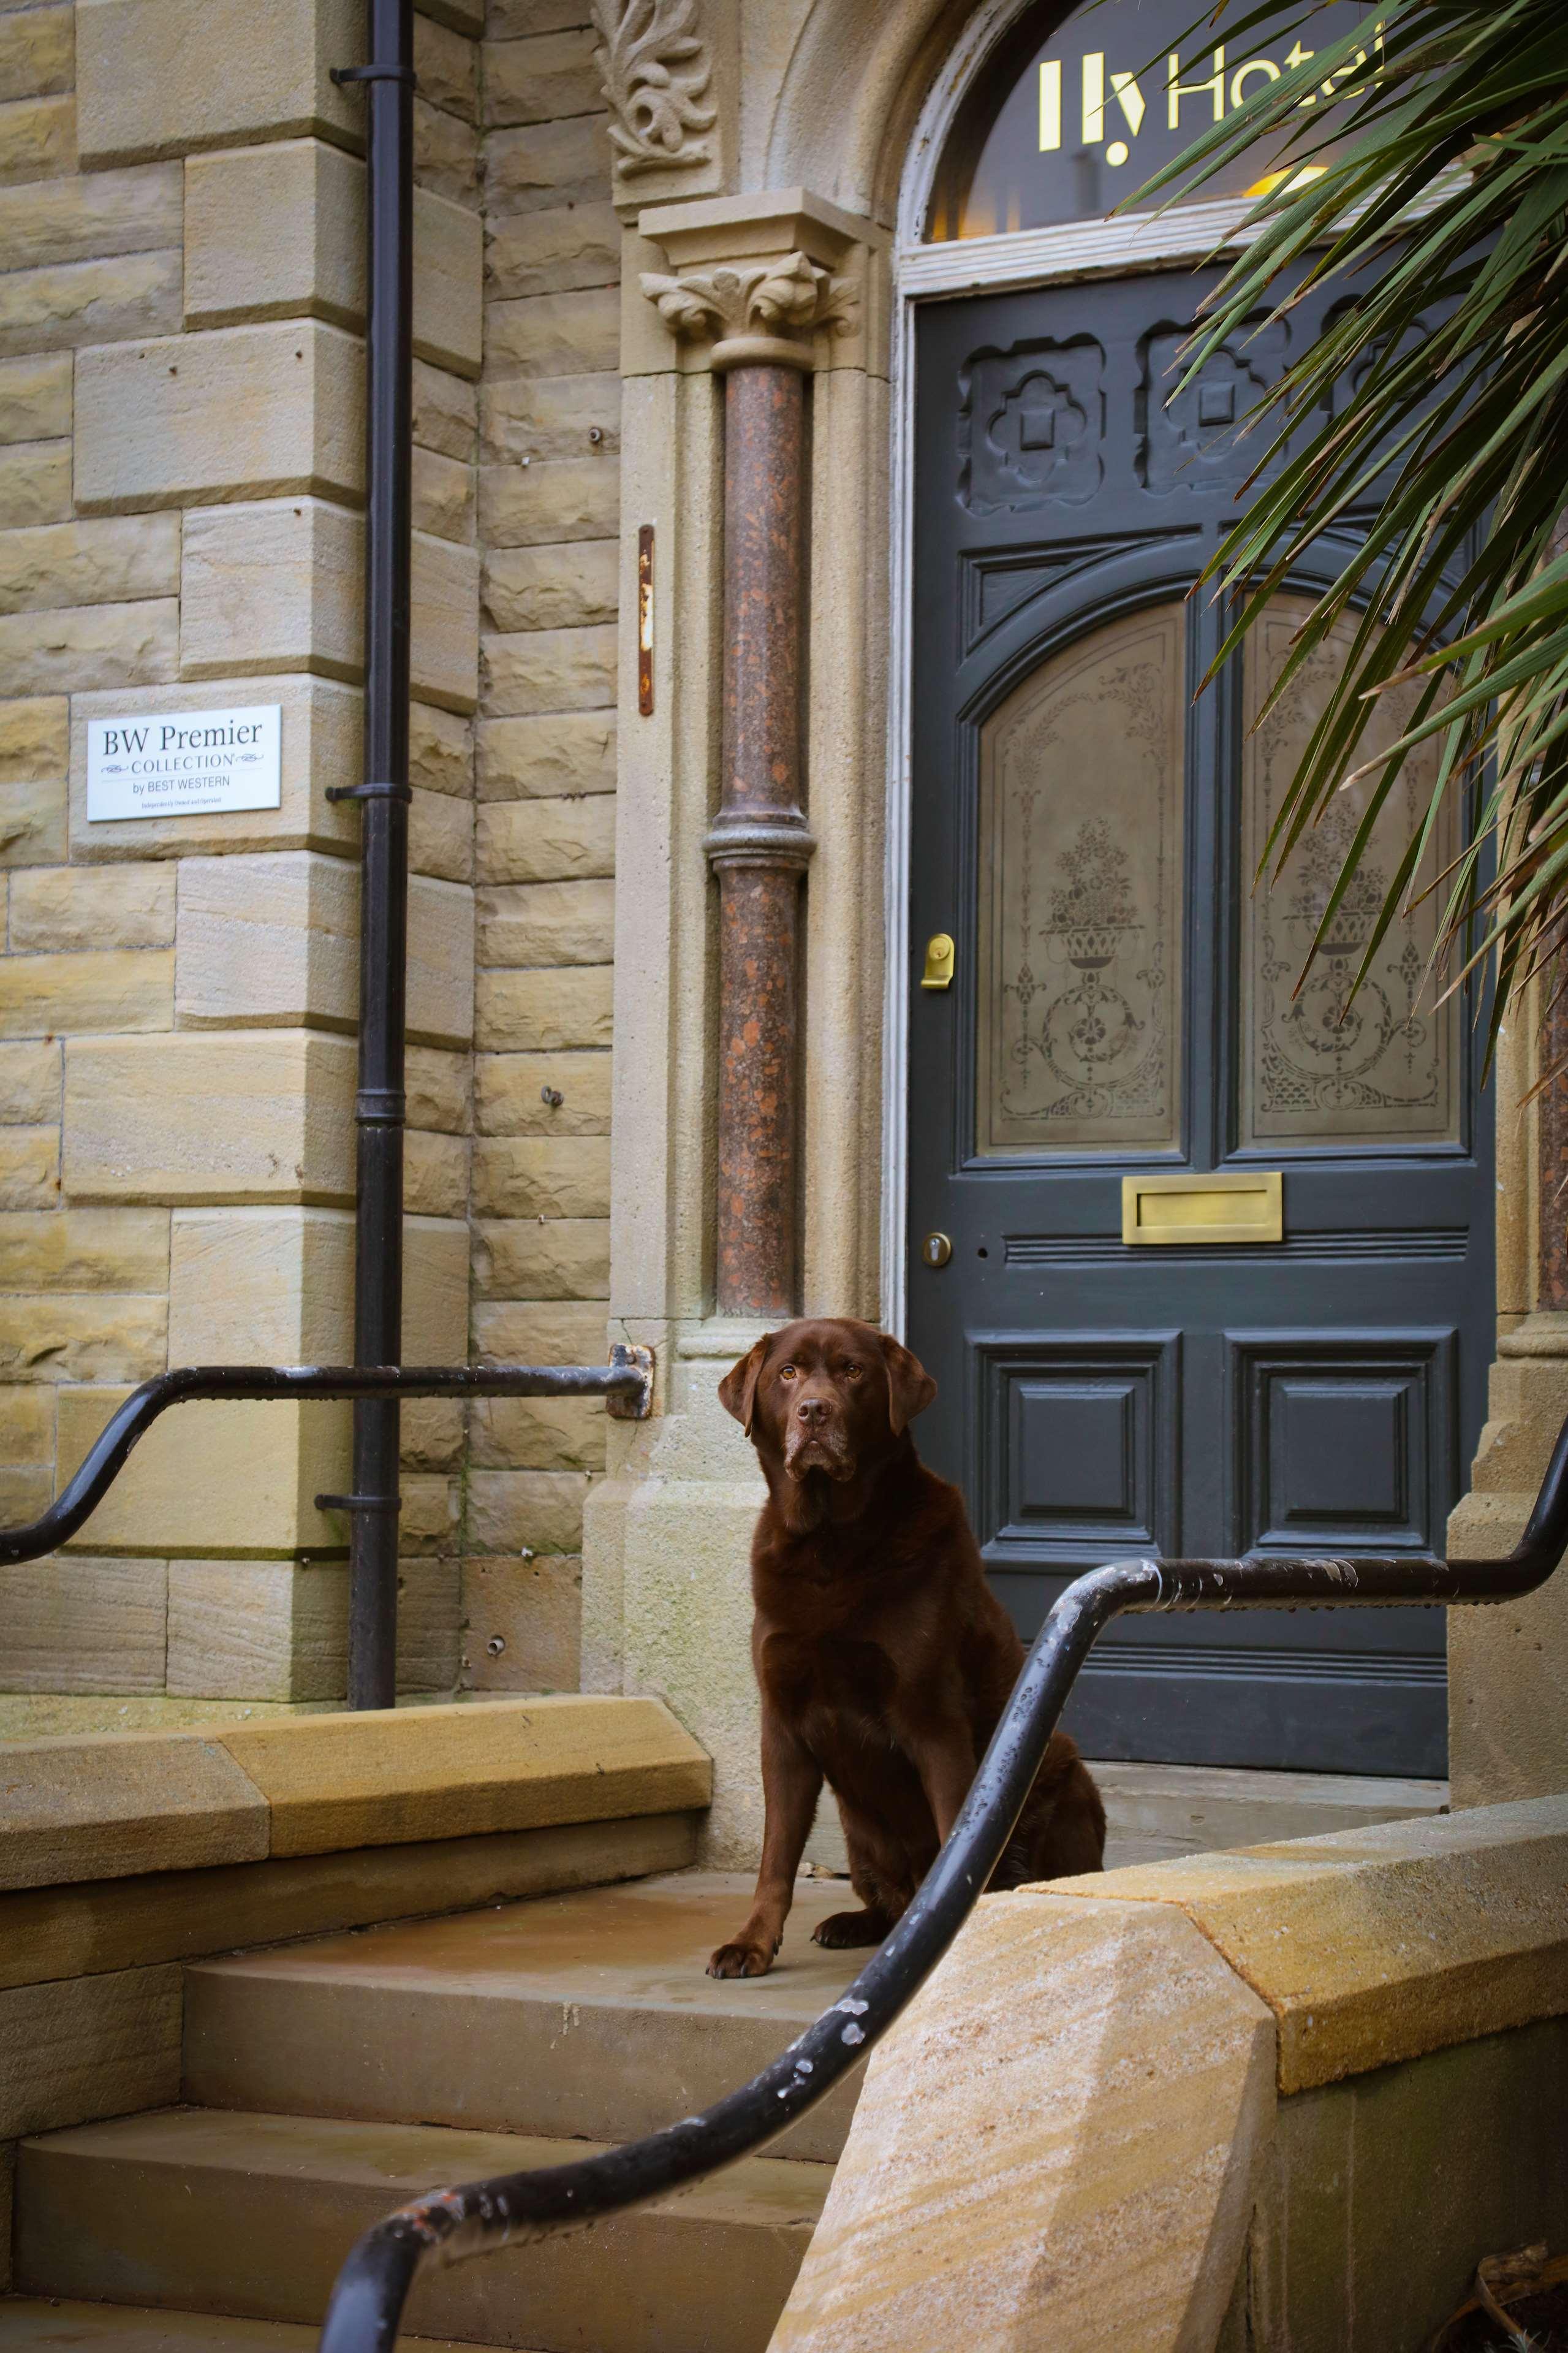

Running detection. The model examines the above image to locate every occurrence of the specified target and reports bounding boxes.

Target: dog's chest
[761,1627,900,1750]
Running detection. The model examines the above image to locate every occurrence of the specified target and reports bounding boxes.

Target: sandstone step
[15,2107,830,2353]
[0,2299,503,2352]
[184,1871,865,2164]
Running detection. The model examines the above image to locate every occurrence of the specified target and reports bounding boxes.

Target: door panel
[907,265,1493,1777]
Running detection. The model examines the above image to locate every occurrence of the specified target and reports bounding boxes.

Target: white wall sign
[86,704,282,822]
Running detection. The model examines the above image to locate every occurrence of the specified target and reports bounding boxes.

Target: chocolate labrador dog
[708,1316,1105,1978]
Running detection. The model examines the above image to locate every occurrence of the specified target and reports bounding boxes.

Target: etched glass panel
[1240,595,1459,1148]
[977,604,1185,1155]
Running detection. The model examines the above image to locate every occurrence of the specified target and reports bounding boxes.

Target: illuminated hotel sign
[928,0,1373,241]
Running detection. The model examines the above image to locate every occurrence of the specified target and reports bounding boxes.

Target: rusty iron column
[705,355,816,1316]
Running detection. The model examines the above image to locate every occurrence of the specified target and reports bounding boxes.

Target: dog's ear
[718,1337,771,1437]
[880,1333,937,1434]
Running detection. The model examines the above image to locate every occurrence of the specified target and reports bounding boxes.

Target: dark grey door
[906,264,1494,1777]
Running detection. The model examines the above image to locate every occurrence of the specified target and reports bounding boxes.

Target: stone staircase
[6,1874,863,2353]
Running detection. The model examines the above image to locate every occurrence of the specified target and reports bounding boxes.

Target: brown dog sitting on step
[708,1317,1105,1979]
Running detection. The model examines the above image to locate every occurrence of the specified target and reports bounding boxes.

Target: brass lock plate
[920,1231,953,1268]
[922,933,955,990]
[1122,1170,1282,1246]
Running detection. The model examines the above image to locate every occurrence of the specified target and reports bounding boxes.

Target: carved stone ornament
[638,251,858,367]
[590,0,717,181]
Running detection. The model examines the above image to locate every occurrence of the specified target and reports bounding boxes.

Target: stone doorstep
[13,2110,828,2353]
[0,2308,504,2353]
[0,1693,713,1893]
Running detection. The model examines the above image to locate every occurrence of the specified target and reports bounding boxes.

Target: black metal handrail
[316,1407,1568,2353]
[0,1348,651,1568]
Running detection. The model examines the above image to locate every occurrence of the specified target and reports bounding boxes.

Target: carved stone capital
[590,0,716,183]
[640,250,858,372]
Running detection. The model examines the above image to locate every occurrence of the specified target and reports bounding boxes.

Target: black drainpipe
[329,0,415,1709]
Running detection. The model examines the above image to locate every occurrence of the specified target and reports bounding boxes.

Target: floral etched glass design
[976,604,1185,1154]
[1240,595,1458,1148]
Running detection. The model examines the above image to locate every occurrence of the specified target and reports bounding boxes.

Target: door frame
[882,1,1390,1330]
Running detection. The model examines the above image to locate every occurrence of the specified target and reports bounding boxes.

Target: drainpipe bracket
[327,781,413,804]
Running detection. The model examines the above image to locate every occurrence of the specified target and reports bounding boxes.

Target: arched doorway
[895,0,1494,1776]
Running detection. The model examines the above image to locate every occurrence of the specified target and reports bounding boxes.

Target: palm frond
[1129,1,1568,1060]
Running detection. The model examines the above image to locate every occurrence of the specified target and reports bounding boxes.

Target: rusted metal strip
[637,523,654,716]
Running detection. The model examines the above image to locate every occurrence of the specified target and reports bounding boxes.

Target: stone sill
[0,1693,713,1895]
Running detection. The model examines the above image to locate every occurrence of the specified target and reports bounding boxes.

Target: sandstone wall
[461,0,620,1699]
[0,0,484,1727]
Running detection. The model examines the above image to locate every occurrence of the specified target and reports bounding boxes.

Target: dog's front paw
[811,1907,890,1950]
[706,1937,773,1979]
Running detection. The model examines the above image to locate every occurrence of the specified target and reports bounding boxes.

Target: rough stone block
[0,514,178,618]
[475,964,611,1051]
[10,864,175,952]
[179,496,359,682]
[0,600,178,694]
[0,1044,61,1127]
[462,1553,581,1692]
[0,439,72,529]
[409,782,474,882]
[477,709,615,799]
[55,1382,350,1555]
[0,6,72,105]
[480,458,619,551]
[0,695,66,783]
[481,369,619,464]
[0,1964,183,2135]
[471,1136,610,1218]
[184,140,481,380]
[0,249,181,359]
[0,950,173,1040]
[175,849,355,1030]
[165,1206,465,1364]
[0,162,180,273]
[474,1215,608,1299]
[75,322,363,514]
[0,1291,165,1382]
[413,359,476,464]
[0,1128,58,1209]
[76,0,359,165]
[63,1029,356,1206]
[483,541,617,634]
[0,355,70,447]
[479,876,614,967]
[469,1391,604,1473]
[414,96,477,208]
[398,1470,458,1554]
[167,1559,350,1703]
[485,113,609,217]
[475,1048,610,1135]
[467,1469,586,1555]
[0,1207,167,1290]
[401,1397,464,1472]
[404,1126,469,1217]
[413,445,474,544]
[0,778,66,867]
[485,26,600,127]
[69,675,360,864]
[398,1554,461,1691]
[0,1730,268,1891]
[406,1043,470,1134]
[488,0,593,34]
[487,202,619,300]
[0,91,75,188]
[409,699,472,797]
[414,13,477,121]
[477,792,615,884]
[473,1297,607,1362]
[412,528,480,712]
[0,1557,167,1695]
[486,286,619,379]
[482,624,616,718]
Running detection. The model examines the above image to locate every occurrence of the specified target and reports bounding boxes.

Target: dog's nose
[795,1396,831,1427]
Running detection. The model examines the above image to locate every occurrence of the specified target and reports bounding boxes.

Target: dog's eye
[779,1364,797,1381]
[844,1363,863,1380]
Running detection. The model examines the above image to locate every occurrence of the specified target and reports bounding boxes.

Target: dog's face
[719,1319,936,1522]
